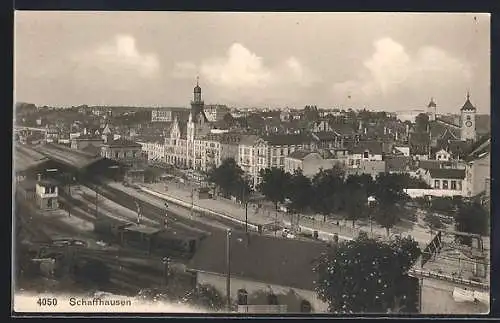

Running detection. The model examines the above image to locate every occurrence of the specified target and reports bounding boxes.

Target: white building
[435,149,451,161]
[460,92,477,142]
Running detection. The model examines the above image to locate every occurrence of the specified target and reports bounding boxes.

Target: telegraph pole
[190,187,194,218]
[226,229,232,312]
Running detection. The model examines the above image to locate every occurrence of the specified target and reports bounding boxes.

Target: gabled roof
[103,139,142,148]
[311,131,341,141]
[465,137,490,162]
[263,133,312,146]
[428,168,465,180]
[287,150,315,160]
[188,231,328,291]
[15,144,51,173]
[80,144,102,156]
[351,141,384,155]
[384,155,410,172]
[32,143,104,170]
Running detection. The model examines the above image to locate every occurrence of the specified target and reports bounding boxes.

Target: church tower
[460,91,477,141]
[427,97,437,121]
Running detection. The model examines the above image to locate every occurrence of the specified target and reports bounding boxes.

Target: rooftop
[428,168,466,179]
[188,231,328,291]
[103,139,142,148]
[263,133,312,146]
[15,144,51,173]
[32,143,104,170]
[351,141,384,155]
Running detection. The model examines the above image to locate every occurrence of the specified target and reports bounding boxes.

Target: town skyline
[15,12,490,114]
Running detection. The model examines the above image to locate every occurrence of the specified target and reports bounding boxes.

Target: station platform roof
[14,143,53,174]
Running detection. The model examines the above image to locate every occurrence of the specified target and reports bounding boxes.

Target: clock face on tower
[465,121,472,127]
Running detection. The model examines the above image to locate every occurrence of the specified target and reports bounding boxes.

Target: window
[451,180,457,190]
[457,181,462,190]
[363,151,369,159]
[280,148,284,156]
[434,180,440,189]
[466,115,471,121]
[442,180,449,189]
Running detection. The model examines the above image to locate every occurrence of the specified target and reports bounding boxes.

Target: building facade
[35,178,59,210]
[100,139,144,168]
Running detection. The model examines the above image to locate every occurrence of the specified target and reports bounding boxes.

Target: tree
[423,212,445,235]
[311,166,345,222]
[257,167,292,214]
[187,284,225,311]
[455,202,489,244]
[415,113,429,132]
[344,186,368,228]
[372,173,409,236]
[345,174,375,197]
[207,158,245,198]
[314,235,421,314]
[287,169,313,215]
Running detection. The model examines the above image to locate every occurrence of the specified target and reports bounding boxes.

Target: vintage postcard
[13,11,491,315]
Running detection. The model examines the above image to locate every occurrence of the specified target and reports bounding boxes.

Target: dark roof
[409,131,431,146]
[188,231,328,291]
[37,179,58,187]
[15,144,51,173]
[465,137,490,162]
[384,156,410,172]
[103,139,142,148]
[263,134,312,146]
[32,143,104,170]
[428,168,465,179]
[17,179,37,190]
[460,94,477,111]
[430,122,460,140]
[419,160,450,170]
[351,141,384,155]
[311,131,341,141]
[287,150,314,160]
[329,123,357,136]
[73,135,103,141]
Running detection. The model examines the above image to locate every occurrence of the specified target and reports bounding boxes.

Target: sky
[14,12,490,114]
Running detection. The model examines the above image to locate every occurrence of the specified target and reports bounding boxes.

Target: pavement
[134,181,440,246]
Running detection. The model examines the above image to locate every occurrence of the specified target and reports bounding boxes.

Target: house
[345,160,386,180]
[284,150,344,178]
[100,139,144,168]
[409,131,431,160]
[70,135,104,151]
[421,168,465,192]
[434,149,451,161]
[347,141,384,168]
[187,231,330,313]
[35,175,59,210]
[393,145,410,157]
[384,155,411,174]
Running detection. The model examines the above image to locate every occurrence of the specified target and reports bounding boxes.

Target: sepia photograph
[12,11,491,315]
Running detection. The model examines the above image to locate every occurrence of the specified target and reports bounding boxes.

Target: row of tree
[208,158,489,239]
[208,159,421,236]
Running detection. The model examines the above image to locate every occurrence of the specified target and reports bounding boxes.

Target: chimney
[364,128,367,135]
[384,127,387,135]
[37,173,42,182]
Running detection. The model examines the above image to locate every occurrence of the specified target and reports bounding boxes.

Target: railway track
[83,179,222,235]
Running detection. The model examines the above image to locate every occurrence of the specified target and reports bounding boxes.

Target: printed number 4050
[37,298,58,306]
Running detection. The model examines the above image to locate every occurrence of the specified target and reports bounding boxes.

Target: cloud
[171,61,198,79]
[173,43,320,105]
[332,37,472,106]
[74,34,160,78]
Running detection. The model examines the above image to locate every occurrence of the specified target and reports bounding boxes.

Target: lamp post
[226,229,232,312]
